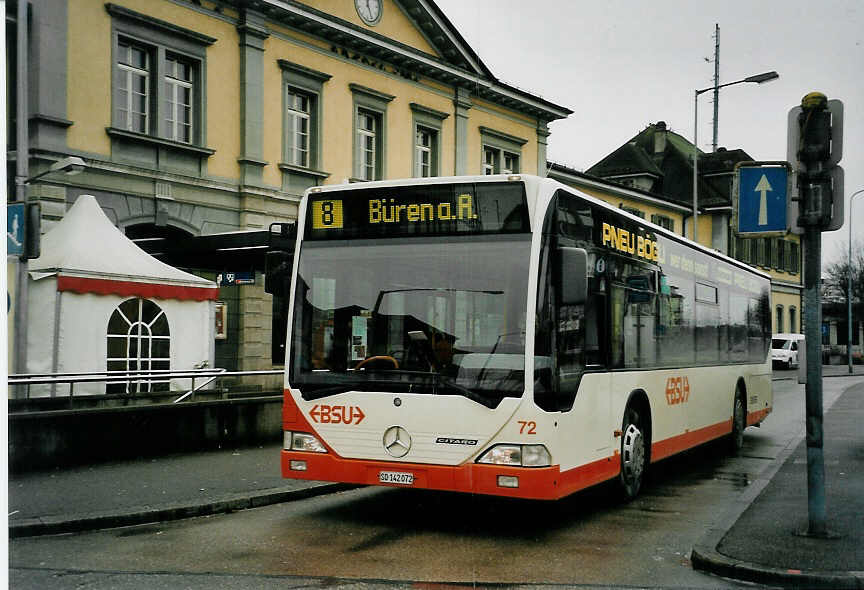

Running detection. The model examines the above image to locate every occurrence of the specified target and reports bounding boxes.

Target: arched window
[789,306,797,334]
[775,305,784,334]
[107,298,170,393]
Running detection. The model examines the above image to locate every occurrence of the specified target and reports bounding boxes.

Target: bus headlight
[477,444,551,467]
[285,431,327,453]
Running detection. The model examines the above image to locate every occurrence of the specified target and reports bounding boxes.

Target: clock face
[355,0,382,25]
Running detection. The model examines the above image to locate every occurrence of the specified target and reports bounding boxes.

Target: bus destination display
[305,182,528,239]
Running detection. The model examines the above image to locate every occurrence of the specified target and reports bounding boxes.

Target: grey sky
[435,0,863,265]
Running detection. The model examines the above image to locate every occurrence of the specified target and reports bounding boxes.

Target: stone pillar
[237,12,269,187]
[537,120,550,176]
[453,87,472,176]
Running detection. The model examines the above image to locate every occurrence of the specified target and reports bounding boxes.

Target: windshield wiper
[301,379,404,401]
[433,374,498,409]
[299,373,498,408]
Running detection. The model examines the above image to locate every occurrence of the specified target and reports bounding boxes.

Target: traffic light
[786,92,844,232]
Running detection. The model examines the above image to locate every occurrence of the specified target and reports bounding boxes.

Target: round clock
[355,0,382,26]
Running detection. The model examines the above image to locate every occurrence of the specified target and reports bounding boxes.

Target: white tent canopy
[30,194,214,294]
[26,195,217,395]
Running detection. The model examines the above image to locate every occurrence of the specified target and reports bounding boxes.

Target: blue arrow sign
[738,166,788,234]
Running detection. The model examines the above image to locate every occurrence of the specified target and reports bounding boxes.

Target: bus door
[538,191,612,452]
[608,256,658,370]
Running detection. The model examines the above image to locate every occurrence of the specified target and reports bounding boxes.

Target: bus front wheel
[618,406,647,501]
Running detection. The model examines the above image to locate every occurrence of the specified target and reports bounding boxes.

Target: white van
[772,333,805,369]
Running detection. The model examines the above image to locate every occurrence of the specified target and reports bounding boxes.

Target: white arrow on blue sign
[737,165,788,235]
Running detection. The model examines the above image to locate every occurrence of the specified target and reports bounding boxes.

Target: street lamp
[692,70,779,243]
[26,156,87,184]
[848,188,864,373]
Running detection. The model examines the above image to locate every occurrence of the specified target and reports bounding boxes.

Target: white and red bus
[272,175,772,500]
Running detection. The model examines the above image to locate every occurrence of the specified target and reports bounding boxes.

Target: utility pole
[712,24,720,152]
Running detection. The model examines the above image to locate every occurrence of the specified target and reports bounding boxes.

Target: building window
[357,109,379,180]
[410,103,447,179]
[773,238,784,270]
[479,126,526,175]
[621,205,645,219]
[735,237,751,264]
[116,40,150,134]
[776,305,784,334]
[108,4,214,149]
[756,238,767,267]
[163,54,194,143]
[482,147,519,174]
[286,89,311,167]
[107,298,170,394]
[113,41,200,142]
[651,214,675,232]
[789,241,800,274]
[350,84,393,182]
[483,147,497,175]
[789,306,797,333]
[278,60,331,191]
[503,152,519,174]
[415,126,434,177]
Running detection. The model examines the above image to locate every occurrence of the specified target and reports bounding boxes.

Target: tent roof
[30,195,215,292]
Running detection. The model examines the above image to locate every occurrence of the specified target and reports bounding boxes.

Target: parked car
[772,333,805,369]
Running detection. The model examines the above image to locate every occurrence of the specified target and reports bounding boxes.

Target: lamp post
[848,189,864,373]
[692,70,779,243]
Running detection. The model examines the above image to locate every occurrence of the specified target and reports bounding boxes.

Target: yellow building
[8,0,571,372]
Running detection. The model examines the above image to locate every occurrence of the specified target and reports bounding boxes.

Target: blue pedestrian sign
[7,202,26,257]
[736,165,789,235]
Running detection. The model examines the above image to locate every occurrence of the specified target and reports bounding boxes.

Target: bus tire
[729,388,746,454]
[618,405,647,501]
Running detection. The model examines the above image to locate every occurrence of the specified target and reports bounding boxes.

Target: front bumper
[282,450,565,500]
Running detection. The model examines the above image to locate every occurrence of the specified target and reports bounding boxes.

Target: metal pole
[799,93,828,536]
[712,24,720,152]
[14,0,31,388]
[803,222,827,535]
[849,190,864,373]
[693,90,699,243]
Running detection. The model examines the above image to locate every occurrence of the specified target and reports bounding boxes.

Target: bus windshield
[289,235,531,407]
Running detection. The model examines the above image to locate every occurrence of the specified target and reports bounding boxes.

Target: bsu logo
[665,376,690,405]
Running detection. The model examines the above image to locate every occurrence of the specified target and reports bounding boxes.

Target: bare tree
[822,240,864,305]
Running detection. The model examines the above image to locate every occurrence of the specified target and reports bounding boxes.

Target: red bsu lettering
[309,404,366,425]
[665,376,690,405]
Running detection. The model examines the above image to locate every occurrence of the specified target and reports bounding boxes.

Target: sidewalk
[8,444,350,538]
[693,373,864,588]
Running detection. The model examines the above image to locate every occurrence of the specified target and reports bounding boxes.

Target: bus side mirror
[265,222,296,296]
[558,247,588,305]
[265,250,293,296]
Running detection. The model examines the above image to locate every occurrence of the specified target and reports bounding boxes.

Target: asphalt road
[9,373,858,589]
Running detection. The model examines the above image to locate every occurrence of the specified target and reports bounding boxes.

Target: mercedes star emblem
[382,425,411,458]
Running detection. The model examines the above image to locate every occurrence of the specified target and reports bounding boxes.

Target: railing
[7,369,284,403]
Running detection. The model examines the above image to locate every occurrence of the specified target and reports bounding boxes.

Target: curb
[691,545,864,589]
[692,378,864,588]
[9,482,356,538]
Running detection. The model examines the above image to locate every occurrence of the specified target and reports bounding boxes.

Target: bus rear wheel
[618,406,647,501]
[729,389,746,454]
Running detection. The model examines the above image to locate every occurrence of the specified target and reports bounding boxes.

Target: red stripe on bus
[651,420,731,462]
[747,407,771,426]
